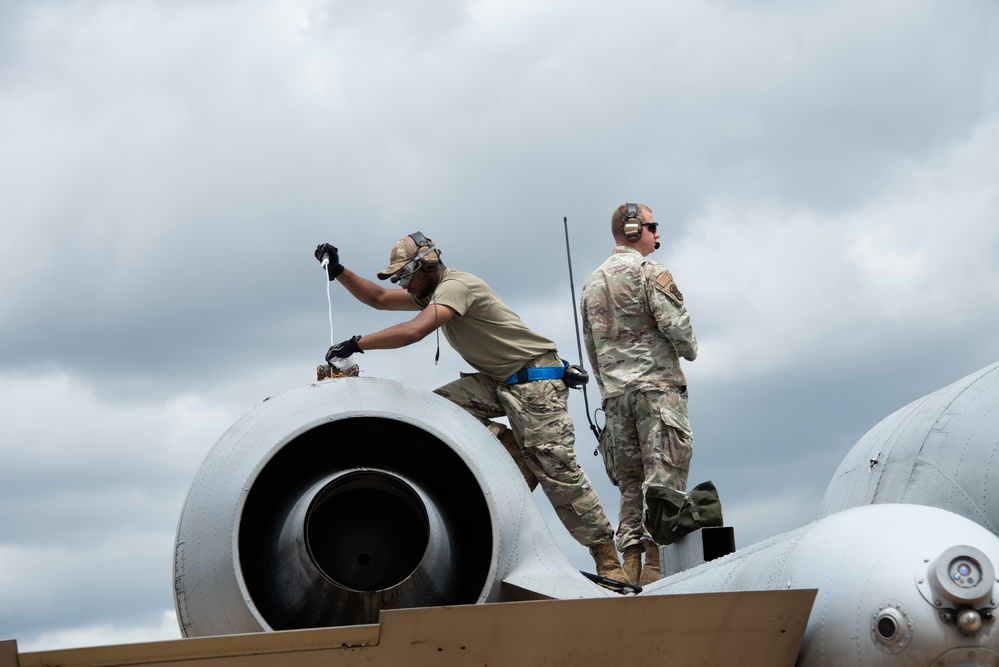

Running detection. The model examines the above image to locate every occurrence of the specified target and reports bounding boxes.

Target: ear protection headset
[390,232,441,283]
[622,203,642,241]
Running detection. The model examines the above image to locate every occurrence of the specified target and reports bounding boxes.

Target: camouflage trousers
[434,356,615,547]
[599,386,693,551]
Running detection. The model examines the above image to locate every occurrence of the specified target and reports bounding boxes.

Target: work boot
[495,426,539,491]
[622,544,643,585]
[589,541,629,583]
[639,542,661,586]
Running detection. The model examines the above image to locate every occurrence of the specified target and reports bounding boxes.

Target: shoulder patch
[653,270,684,306]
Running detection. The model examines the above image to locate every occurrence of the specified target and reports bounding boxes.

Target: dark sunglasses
[643,222,659,234]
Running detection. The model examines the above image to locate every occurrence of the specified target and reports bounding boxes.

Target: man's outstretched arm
[327,303,456,361]
[336,267,416,311]
[314,242,416,311]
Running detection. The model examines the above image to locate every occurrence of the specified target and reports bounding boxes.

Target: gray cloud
[1,0,997,650]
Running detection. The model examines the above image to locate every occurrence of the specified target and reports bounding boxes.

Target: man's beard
[413,275,437,300]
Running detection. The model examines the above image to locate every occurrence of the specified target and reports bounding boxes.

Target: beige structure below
[4,591,814,667]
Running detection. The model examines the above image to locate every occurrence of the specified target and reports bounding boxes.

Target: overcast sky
[2,0,998,652]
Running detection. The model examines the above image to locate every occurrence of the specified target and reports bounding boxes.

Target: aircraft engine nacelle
[173,377,600,638]
[654,504,999,666]
[819,361,999,535]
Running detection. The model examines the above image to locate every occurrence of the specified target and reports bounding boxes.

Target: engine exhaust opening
[306,470,430,591]
[237,415,493,629]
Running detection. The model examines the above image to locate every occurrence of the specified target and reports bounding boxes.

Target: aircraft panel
[11,591,814,667]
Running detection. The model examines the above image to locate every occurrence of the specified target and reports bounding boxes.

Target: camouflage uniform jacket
[581,246,697,399]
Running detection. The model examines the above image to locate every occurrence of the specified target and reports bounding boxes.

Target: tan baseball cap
[376,234,437,280]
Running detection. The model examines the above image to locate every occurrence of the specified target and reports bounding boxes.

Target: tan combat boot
[589,541,629,583]
[622,544,643,585]
[639,542,661,585]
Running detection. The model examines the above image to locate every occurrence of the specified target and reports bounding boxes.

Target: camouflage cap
[376,233,437,280]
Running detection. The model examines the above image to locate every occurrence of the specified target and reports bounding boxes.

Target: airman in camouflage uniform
[580,204,698,585]
[435,357,613,550]
[317,233,627,583]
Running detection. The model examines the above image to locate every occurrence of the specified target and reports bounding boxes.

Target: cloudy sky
[2,0,998,652]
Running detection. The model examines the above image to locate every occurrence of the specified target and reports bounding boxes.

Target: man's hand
[314,243,344,280]
[326,335,363,362]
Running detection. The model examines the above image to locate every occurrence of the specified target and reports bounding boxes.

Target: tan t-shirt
[411,268,556,380]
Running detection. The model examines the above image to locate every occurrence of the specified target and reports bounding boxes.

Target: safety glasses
[395,269,415,287]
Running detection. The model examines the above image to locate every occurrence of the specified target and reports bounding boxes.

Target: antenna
[562,216,602,442]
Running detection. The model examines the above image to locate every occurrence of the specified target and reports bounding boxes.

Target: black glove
[326,335,363,362]
[314,243,344,281]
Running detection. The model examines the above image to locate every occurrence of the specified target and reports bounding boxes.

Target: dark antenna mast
[562,216,602,442]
